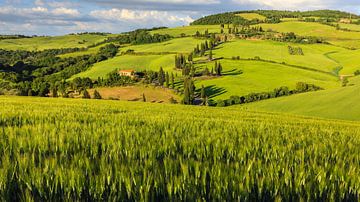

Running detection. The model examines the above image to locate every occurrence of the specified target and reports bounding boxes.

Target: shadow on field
[222,69,243,76]
[205,85,227,98]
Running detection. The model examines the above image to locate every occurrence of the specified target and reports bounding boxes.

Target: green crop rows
[0,96,359,201]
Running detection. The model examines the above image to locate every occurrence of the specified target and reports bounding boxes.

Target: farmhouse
[119,69,135,77]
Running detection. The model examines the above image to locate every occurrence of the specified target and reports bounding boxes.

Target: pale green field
[59,43,110,58]
[213,39,344,73]
[122,37,203,54]
[337,23,360,31]
[327,49,360,75]
[72,54,176,79]
[258,21,360,49]
[242,76,360,121]
[151,25,222,37]
[196,60,339,100]
[236,13,266,20]
[0,34,112,51]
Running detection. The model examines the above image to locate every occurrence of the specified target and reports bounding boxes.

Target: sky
[0,0,360,36]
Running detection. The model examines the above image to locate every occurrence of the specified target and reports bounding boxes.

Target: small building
[119,69,135,77]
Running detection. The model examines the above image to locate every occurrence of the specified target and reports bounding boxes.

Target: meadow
[88,85,180,103]
[212,39,344,73]
[0,96,360,201]
[195,59,339,100]
[0,34,112,51]
[72,54,177,79]
[243,76,360,121]
[258,21,360,49]
[236,13,266,20]
[122,37,204,54]
[151,25,222,37]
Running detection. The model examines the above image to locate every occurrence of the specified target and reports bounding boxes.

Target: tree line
[213,82,323,107]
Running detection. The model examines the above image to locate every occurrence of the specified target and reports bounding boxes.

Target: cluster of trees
[191,12,251,25]
[215,82,323,107]
[0,34,32,40]
[273,32,324,44]
[1,43,119,96]
[252,10,359,20]
[106,30,172,45]
[0,48,83,65]
[354,70,360,76]
[288,46,304,55]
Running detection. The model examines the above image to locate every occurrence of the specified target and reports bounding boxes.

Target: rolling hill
[0,33,113,51]
[243,76,360,121]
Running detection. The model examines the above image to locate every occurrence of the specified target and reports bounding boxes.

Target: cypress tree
[201,85,206,99]
[94,90,102,99]
[171,73,175,89]
[165,72,170,88]
[142,93,146,102]
[209,50,213,61]
[82,89,91,99]
[159,67,165,86]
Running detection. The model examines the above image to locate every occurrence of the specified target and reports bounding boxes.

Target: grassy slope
[258,21,360,49]
[242,76,360,121]
[72,54,176,79]
[151,25,222,37]
[236,13,266,20]
[89,85,180,103]
[337,23,360,31]
[0,34,112,51]
[58,43,110,58]
[327,49,360,75]
[213,39,344,73]
[122,37,203,54]
[195,60,339,100]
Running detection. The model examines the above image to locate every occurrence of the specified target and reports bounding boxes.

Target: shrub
[216,99,226,107]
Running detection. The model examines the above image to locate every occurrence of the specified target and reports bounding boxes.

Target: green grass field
[58,43,111,58]
[195,59,339,100]
[236,13,266,20]
[0,96,360,200]
[327,49,360,75]
[122,37,203,54]
[72,54,177,79]
[151,25,222,37]
[258,21,360,49]
[243,76,360,121]
[0,34,112,51]
[213,39,344,73]
[337,23,360,31]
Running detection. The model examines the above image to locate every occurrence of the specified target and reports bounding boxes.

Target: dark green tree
[93,90,102,99]
[165,72,170,88]
[171,73,175,89]
[159,67,165,86]
[82,89,91,99]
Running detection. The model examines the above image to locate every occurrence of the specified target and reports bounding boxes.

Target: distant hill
[191,10,360,25]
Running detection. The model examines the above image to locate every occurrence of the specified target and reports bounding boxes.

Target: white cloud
[90,8,194,24]
[231,0,335,10]
[52,7,80,16]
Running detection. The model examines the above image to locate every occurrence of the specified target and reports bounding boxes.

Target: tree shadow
[222,69,243,76]
[204,85,227,98]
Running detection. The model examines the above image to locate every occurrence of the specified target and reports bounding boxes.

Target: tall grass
[0,96,359,201]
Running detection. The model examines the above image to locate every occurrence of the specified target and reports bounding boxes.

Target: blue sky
[0,0,359,35]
